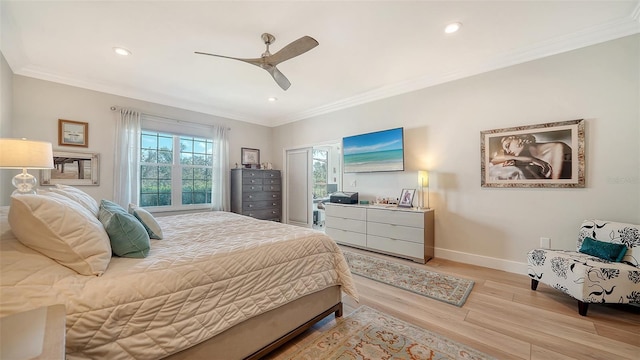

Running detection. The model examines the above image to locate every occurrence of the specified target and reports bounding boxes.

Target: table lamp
[417,170,429,209]
[0,138,54,195]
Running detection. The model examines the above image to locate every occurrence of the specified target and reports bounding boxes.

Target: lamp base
[12,170,37,195]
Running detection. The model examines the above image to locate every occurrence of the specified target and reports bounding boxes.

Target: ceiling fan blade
[265,36,319,65]
[194,51,265,67]
[265,66,291,90]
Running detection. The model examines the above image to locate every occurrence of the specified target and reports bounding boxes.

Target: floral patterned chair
[527,219,640,316]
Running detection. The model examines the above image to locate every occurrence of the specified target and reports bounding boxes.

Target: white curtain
[211,125,229,211]
[113,109,141,207]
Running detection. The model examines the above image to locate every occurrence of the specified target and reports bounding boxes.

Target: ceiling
[2,1,639,127]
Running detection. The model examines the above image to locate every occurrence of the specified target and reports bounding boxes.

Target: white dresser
[325,203,434,263]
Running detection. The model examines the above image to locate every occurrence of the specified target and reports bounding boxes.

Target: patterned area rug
[272,305,495,360]
[342,250,474,306]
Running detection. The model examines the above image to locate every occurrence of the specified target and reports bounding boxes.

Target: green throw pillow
[579,237,627,262]
[128,203,163,240]
[98,200,150,258]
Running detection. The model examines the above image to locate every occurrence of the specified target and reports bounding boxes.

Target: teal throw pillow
[128,203,164,240]
[98,200,150,258]
[579,237,627,262]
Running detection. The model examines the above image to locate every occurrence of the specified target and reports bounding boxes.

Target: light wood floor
[277,246,640,360]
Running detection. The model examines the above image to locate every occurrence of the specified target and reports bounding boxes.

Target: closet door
[285,147,312,227]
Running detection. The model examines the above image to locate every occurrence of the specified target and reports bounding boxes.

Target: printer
[329,191,359,204]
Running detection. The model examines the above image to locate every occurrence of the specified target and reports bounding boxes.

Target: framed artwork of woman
[480,119,585,188]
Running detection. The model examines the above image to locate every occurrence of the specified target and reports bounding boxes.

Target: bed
[0,192,358,360]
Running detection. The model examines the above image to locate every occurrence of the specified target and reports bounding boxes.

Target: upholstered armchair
[527,219,640,316]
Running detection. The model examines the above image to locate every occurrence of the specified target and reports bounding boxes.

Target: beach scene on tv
[343,128,405,173]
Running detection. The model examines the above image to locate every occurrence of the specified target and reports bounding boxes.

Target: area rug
[342,250,474,307]
[273,305,495,360]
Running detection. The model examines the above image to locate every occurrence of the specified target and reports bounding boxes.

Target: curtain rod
[110,106,230,131]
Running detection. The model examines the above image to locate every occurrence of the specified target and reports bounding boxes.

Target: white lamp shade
[0,138,54,169]
[418,170,429,187]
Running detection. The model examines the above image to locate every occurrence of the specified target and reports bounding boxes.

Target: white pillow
[128,203,164,240]
[47,184,100,217]
[8,194,112,276]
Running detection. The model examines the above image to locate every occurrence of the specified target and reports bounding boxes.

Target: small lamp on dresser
[0,138,54,195]
[417,170,429,209]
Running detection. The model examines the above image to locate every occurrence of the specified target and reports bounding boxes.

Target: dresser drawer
[243,200,281,211]
[242,184,263,192]
[244,208,281,220]
[325,204,366,220]
[367,222,423,244]
[243,177,263,185]
[367,208,424,227]
[242,170,263,178]
[325,216,366,233]
[326,228,367,247]
[244,192,281,201]
[262,170,280,179]
[262,184,281,192]
[367,235,423,260]
[263,177,281,185]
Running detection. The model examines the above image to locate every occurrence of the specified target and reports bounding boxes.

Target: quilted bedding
[0,208,358,359]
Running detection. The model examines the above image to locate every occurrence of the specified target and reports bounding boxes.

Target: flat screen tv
[343,127,405,173]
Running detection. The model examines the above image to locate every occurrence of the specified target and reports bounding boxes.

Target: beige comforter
[0,209,357,359]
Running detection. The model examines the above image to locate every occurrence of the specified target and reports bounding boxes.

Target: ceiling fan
[195,33,319,91]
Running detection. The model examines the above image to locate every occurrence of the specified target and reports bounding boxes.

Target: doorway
[283,141,342,230]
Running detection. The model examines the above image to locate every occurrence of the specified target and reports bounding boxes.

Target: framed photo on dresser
[398,188,415,208]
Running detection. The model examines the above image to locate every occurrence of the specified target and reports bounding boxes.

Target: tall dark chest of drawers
[230,169,282,221]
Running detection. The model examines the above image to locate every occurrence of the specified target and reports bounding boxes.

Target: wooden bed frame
[164,285,343,360]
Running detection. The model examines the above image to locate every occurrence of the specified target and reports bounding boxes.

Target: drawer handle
[251,179,255,183]
[248,195,253,199]
[251,186,255,190]
[272,211,277,214]
[249,204,253,208]
[272,195,277,198]
[272,202,277,206]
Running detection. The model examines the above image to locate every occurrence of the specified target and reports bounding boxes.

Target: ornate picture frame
[398,188,415,207]
[241,147,260,166]
[480,119,585,188]
[40,150,99,186]
[58,119,88,147]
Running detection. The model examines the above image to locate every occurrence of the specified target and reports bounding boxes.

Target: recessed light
[444,22,462,34]
[113,47,131,56]
[268,97,278,102]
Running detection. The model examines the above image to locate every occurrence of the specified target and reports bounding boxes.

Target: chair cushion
[578,220,640,267]
[579,237,627,262]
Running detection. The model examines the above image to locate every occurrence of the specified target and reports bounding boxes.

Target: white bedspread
[0,209,357,359]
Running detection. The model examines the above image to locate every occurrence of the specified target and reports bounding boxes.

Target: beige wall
[8,76,273,205]
[272,35,640,273]
[4,36,638,274]
[1,52,14,204]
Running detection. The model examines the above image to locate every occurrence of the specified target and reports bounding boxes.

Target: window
[140,130,213,209]
[312,149,328,198]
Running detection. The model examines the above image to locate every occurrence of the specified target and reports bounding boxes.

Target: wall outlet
[540,237,551,249]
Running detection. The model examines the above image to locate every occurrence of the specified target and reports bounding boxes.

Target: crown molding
[275,14,640,127]
[12,66,269,126]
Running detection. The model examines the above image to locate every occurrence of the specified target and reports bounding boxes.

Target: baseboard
[434,248,528,275]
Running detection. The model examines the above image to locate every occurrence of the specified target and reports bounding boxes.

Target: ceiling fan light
[113,47,131,56]
[444,22,462,34]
